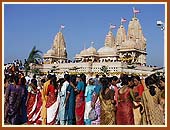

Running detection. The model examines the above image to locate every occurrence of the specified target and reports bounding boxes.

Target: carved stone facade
[118,17,147,65]
[39,12,163,76]
[75,16,147,66]
[43,31,67,64]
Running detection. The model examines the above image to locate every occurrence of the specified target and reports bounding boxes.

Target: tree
[31,68,41,75]
[24,46,42,75]
[27,46,42,64]
[100,65,109,75]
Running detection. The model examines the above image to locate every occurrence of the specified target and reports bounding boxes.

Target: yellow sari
[99,92,116,125]
[141,85,164,125]
[41,80,50,125]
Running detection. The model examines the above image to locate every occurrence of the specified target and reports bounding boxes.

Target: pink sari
[116,88,134,125]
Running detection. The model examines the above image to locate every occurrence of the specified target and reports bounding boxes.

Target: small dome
[97,46,117,56]
[86,46,97,54]
[47,49,55,55]
[80,49,88,55]
[75,54,81,58]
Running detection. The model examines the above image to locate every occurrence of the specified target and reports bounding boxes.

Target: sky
[3,3,165,67]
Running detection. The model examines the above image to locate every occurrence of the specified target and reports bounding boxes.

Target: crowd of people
[4,66,165,125]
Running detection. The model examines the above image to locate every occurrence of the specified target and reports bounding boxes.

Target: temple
[39,11,160,77]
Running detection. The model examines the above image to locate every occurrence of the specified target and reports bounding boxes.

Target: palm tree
[27,46,42,64]
[31,68,41,75]
[24,46,42,75]
[100,65,109,75]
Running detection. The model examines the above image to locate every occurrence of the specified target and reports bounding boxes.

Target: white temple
[40,12,159,77]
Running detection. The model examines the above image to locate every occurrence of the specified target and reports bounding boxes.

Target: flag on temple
[60,25,65,29]
[110,24,116,29]
[133,7,140,14]
[121,18,127,23]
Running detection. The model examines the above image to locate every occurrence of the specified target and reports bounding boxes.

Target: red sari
[116,87,134,125]
[32,90,42,125]
[75,91,85,125]
[27,85,37,124]
[46,84,59,125]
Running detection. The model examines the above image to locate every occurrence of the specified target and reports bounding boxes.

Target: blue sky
[4,3,165,67]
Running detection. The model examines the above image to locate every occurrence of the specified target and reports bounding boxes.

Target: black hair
[88,78,94,85]
[145,76,156,86]
[31,78,37,87]
[14,75,19,85]
[120,74,129,86]
[145,75,157,96]
[20,77,26,86]
[33,74,36,79]
[149,85,156,96]
[57,78,65,86]
[133,75,141,82]
[41,78,46,84]
[47,74,52,80]
[128,76,134,82]
[128,76,135,88]
[70,75,77,86]
[50,75,57,89]
[100,77,109,96]
[112,76,118,81]
[96,74,99,78]
[64,74,70,81]
[80,73,87,87]
[108,77,112,84]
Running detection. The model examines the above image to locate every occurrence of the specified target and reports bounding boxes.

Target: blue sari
[20,85,28,124]
[65,84,76,125]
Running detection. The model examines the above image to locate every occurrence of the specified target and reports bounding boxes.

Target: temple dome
[80,49,88,55]
[46,49,55,55]
[86,46,97,55]
[98,46,117,56]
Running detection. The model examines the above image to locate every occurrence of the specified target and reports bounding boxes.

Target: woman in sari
[26,79,38,124]
[116,74,135,125]
[64,75,77,125]
[41,74,52,125]
[32,79,44,125]
[158,76,165,124]
[132,75,144,125]
[20,77,28,124]
[141,74,164,125]
[58,74,70,125]
[75,74,86,125]
[84,78,95,125]
[99,77,115,125]
[4,75,22,125]
[46,75,59,125]
[91,77,101,125]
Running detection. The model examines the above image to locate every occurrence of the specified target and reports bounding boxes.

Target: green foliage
[100,65,109,75]
[24,46,42,76]
[31,68,41,75]
[27,46,42,64]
